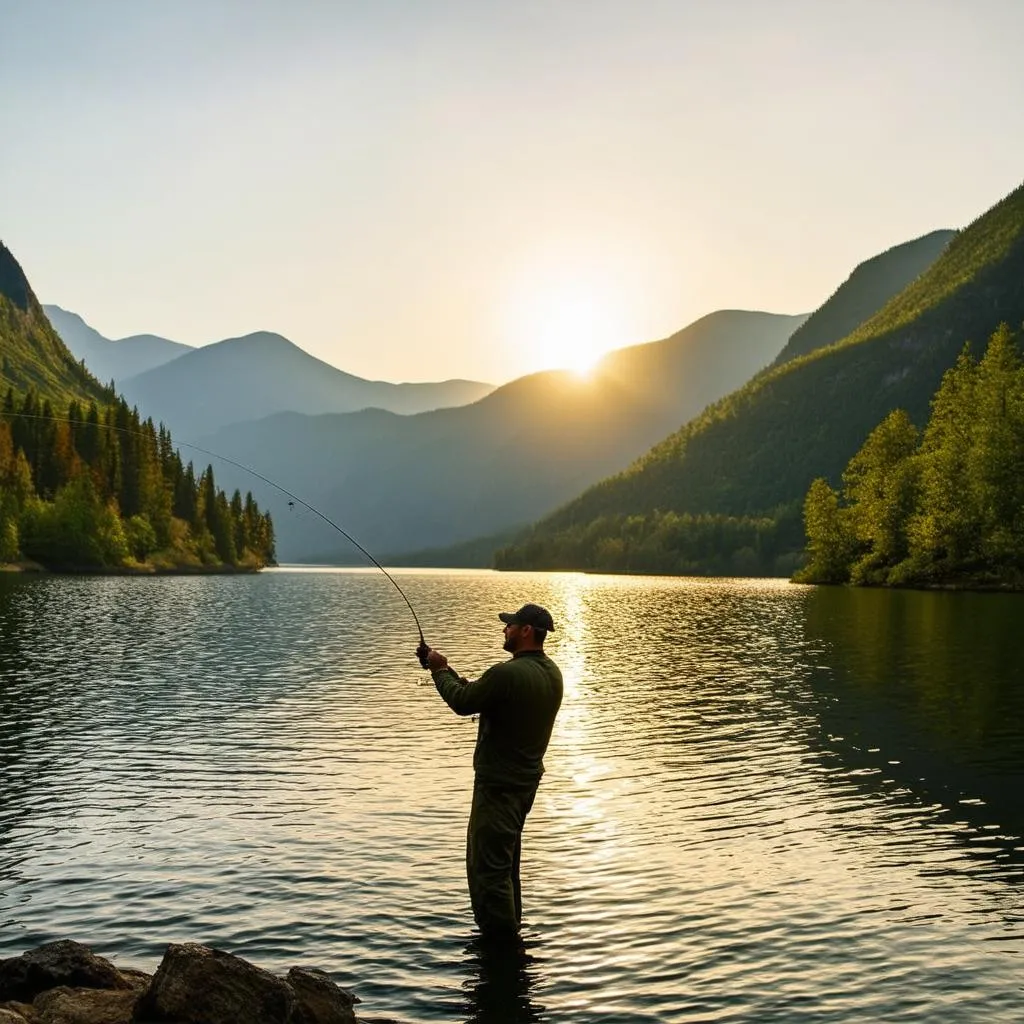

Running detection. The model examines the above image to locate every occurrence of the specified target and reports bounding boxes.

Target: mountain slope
[197,310,807,559]
[513,183,1024,559]
[118,331,495,436]
[0,247,111,406]
[43,305,193,383]
[773,229,954,365]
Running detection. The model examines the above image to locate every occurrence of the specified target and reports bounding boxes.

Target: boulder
[0,942,407,1024]
[286,968,358,1024]
[132,944,293,1024]
[32,986,140,1024]
[0,943,130,1003]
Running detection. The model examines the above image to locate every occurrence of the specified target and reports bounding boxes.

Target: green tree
[125,514,158,561]
[841,409,920,583]
[20,474,128,568]
[795,478,855,583]
[905,345,979,575]
[967,324,1024,567]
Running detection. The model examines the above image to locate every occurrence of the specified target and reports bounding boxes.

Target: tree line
[494,505,805,577]
[0,388,275,570]
[798,324,1024,587]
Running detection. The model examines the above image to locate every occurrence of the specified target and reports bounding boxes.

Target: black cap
[498,603,555,632]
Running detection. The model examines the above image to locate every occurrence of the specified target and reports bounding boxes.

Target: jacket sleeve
[432,663,508,716]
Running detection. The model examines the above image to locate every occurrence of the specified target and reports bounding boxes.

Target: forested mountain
[497,182,1024,574]
[0,244,274,571]
[0,246,112,407]
[118,332,495,437]
[197,310,806,560]
[772,229,954,365]
[44,304,193,383]
[799,325,1024,588]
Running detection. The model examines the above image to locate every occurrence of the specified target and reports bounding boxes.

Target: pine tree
[968,324,1024,567]
[906,344,979,574]
[842,409,920,582]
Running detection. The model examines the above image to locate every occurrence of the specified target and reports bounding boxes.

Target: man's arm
[426,650,508,716]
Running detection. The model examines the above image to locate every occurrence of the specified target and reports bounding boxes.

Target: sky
[2,0,1023,385]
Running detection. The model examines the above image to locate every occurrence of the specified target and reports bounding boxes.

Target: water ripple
[1,570,1022,1022]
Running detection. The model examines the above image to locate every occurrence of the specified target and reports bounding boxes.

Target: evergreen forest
[0,241,275,573]
[798,325,1024,588]
[0,389,275,571]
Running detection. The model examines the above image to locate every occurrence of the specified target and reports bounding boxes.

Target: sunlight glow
[541,294,615,376]
[501,261,635,377]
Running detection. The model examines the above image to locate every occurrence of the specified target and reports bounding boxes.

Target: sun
[499,260,636,379]
[531,291,623,377]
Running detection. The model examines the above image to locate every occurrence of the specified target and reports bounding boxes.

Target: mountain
[117,331,495,437]
[43,304,192,383]
[194,310,807,560]
[501,183,1024,571]
[772,229,955,365]
[0,248,110,406]
[1,247,274,572]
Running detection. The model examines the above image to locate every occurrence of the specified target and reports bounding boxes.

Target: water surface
[0,569,1021,1022]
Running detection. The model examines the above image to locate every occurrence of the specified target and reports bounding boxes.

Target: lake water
[0,568,1021,1022]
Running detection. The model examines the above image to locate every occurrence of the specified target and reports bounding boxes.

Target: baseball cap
[498,603,556,632]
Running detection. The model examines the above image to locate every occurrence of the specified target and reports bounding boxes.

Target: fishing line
[0,410,431,659]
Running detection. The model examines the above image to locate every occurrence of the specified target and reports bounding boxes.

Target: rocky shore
[0,941,403,1024]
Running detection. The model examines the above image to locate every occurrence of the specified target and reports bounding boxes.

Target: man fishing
[418,603,563,939]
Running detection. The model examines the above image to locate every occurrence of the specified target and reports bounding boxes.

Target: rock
[133,944,294,1024]
[286,968,358,1024]
[0,942,404,1024]
[0,1002,37,1024]
[111,975,150,996]
[32,986,140,1024]
[0,943,130,1003]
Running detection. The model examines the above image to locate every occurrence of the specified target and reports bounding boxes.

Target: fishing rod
[1,409,432,667]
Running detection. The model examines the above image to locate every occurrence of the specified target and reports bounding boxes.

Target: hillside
[196,310,806,560]
[0,244,274,571]
[44,304,193,383]
[0,246,111,407]
[501,183,1024,571]
[117,331,495,436]
[773,229,954,365]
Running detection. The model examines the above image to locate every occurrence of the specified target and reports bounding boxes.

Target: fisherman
[418,603,563,939]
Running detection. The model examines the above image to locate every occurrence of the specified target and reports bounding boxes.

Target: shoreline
[0,560,266,576]
[794,577,1024,593]
[6,558,1024,591]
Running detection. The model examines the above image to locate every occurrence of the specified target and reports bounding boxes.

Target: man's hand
[415,641,430,668]
[426,648,449,672]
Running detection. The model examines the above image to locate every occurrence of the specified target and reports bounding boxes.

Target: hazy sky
[2,0,1023,384]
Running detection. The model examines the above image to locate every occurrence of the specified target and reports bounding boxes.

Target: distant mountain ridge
[196,309,808,560]
[773,229,955,365]
[116,330,495,436]
[501,182,1023,572]
[43,304,192,383]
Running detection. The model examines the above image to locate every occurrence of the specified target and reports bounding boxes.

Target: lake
[0,568,1021,1022]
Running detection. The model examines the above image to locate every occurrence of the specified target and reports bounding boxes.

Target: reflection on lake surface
[0,569,1021,1022]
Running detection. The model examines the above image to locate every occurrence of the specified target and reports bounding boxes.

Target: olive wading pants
[466,781,538,936]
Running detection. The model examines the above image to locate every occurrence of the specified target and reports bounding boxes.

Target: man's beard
[502,635,516,653]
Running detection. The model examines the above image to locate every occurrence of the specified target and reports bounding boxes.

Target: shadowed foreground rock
[0,942,403,1024]
[0,941,131,1004]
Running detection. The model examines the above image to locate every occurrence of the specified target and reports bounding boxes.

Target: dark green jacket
[433,650,563,788]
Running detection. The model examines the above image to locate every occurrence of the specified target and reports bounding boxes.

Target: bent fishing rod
[2,410,433,667]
